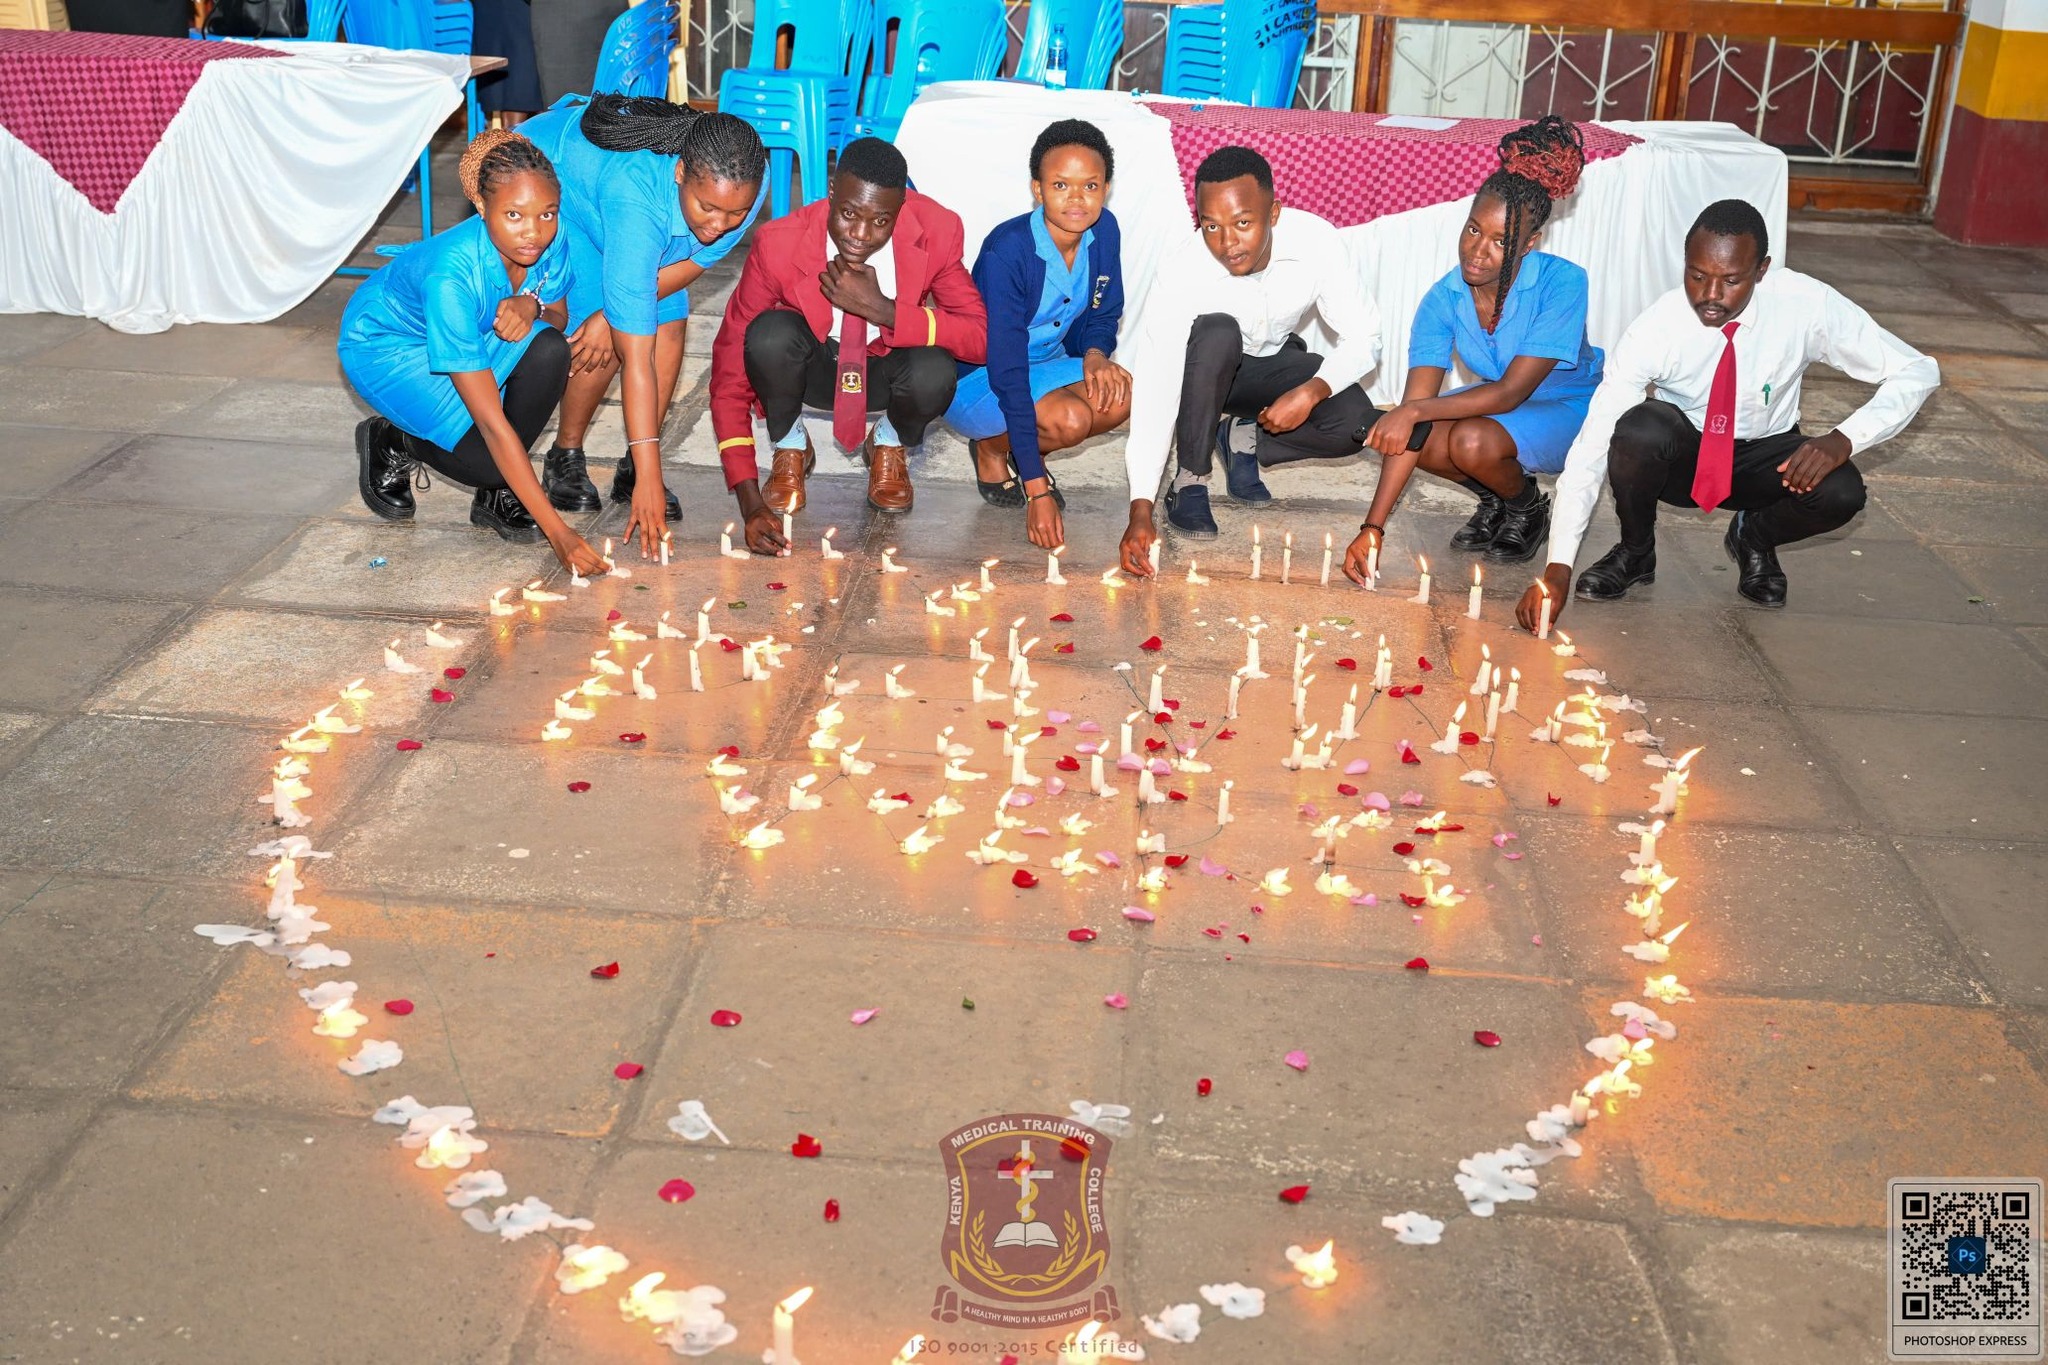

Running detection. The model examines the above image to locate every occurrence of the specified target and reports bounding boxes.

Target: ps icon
[1947,1235,1987,1275]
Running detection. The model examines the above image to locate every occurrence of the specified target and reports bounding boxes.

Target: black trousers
[743,308,956,447]
[401,328,569,490]
[1608,399,1867,555]
[1175,313,1382,475]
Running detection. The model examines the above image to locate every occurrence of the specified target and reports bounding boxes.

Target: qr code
[1890,1178,2042,1360]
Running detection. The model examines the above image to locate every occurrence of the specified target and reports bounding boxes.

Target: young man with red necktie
[709,138,988,551]
[1516,198,1938,629]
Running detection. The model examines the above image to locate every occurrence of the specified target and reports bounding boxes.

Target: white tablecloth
[895,83,1789,405]
[0,42,465,333]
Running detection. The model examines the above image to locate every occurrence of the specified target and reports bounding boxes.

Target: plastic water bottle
[1045,24,1068,89]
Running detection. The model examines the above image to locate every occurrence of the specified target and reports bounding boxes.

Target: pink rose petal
[1283,1049,1310,1072]
[1045,777,1067,797]
[1350,893,1378,906]
[1020,826,1052,838]
[1007,791,1036,806]
[1399,791,1427,807]
[1076,720,1102,733]
[1364,791,1391,811]
[1047,710,1073,724]
[1148,758,1172,776]
[1199,856,1230,876]
[1502,851,1524,861]
[1116,754,1143,772]
[1344,758,1371,775]
[1103,993,1129,1010]
[1096,851,1122,868]
[1491,831,1519,848]
[850,1008,880,1025]
[1122,906,1156,922]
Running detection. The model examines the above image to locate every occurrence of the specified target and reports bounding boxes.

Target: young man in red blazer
[711,138,988,549]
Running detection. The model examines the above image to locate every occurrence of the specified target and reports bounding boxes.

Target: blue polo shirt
[1409,250,1603,400]
[1023,210,1095,361]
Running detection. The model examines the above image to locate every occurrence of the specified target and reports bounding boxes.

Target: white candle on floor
[1410,556,1431,606]
[1536,582,1553,640]
[689,647,703,692]
[1467,565,1484,620]
[821,526,843,559]
[1281,530,1293,585]
[1484,687,1501,740]
[1250,524,1262,580]
[1217,780,1234,825]
[1320,532,1333,587]
[1227,674,1241,719]
[1504,666,1521,715]
[1148,666,1165,713]
[981,558,999,592]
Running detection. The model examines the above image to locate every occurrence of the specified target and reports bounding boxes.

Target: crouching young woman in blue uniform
[341,130,607,575]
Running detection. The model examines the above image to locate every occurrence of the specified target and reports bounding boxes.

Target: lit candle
[981,558,999,592]
[890,1338,926,1365]
[1089,752,1105,794]
[1007,616,1025,661]
[1470,644,1493,696]
[1536,582,1553,640]
[1366,539,1379,588]
[488,588,516,616]
[739,644,758,682]
[1553,629,1576,657]
[821,526,844,560]
[632,654,657,701]
[1467,564,1484,620]
[1009,737,1038,787]
[1287,732,1307,769]
[1569,1092,1593,1125]
[782,511,793,550]
[1431,701,1468,754]
[1137,766,1159,804]
[1504,666,1521,715]
[1373,636,1392,691]
[770,1286,812,1365]
[1147,539,1160,575]
[689,646,703,692]
[969,628,992,662]
[659,530,671,566]
[1545,701,1564,743]
[936,725,955,758]
[885,664,913,699]
[1250,524,1262,580]
[1148,666,1166,713]
[1120,710,1140,760]
[1410,556,1431,606]
[1320,532,1333,587]
[1337,684,1358,739]
[1286,1239,1339,1290]
[1045,548,1065,585]
[1239,632,1265,679]
[696,597,714,645]
[1217,779,1234,825]
[1226,674,1241,719]
[1484,687,1501,740]
[1293,673,1315,729]
[1635,819,1665,865]
[719,523,734,557]
[787,774,821,810]
[1281,530,1293,585]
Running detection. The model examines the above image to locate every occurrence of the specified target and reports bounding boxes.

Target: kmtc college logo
[932,1113,1119,1330]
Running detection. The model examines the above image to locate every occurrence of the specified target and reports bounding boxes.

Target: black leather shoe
[541,445,601,512]
[1219,419,1272,503]
[1450,490,1505,550]
[1485,490,1551,564]
[1724,511,1787,607]
[611,456,682,522]
[1575,542,1656,601]
[355,417,417,521]
[1164,483,1219,538]
[470,486,547,543]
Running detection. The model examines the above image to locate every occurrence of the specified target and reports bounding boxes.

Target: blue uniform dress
[946,212,1096,450]
[520,100,762,336]
[338,214,574,451]
[1407,250,1604,474]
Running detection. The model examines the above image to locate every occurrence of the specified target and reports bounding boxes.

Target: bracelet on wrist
[1361,521,1384,535]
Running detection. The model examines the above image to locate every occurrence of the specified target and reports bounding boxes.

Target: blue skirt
[1446,381,1592,475]
[944,355,1088,441]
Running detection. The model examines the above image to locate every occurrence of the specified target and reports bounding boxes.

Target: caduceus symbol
[992,1139,1059,1249]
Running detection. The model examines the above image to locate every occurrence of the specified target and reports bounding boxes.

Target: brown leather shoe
[761,439,815,516]
[864,431,914,512]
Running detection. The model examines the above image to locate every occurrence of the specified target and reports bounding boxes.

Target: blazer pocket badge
[1091,274,1110,309]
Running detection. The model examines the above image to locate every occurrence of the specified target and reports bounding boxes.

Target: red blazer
[712,190,989,489]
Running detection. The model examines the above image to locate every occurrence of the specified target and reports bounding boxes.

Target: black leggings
[401,327,569,489]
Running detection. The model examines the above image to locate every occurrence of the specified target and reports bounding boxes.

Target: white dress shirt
[1548,267,1938,567]
[1124,207,1381,502]
[827,233,896,339]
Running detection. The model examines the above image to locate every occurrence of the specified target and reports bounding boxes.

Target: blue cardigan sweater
[965,207,1124,482]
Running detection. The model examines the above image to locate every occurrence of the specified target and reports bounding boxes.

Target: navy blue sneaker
[1218,418,1272,503]
[1164,483,1219,538]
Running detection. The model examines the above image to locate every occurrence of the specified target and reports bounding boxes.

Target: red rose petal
[1417,656,1433,671]
[1055,755,1080,772]
[1400,748,1422,765]
[1335,657,1357,670]
[1202,927,1223,939]
[1012,869,1040,888]
[1153,711,1172,725]
[443,666,466,680]
[1215,728,1236,740]
[823,1198,841,1222]
[1039,726,1058,738]
[986,719,1008,730]
[718,744,740,757]
[1404,957,1430,971]
[1168,790,1188,802]
[791,1133,823,1158]
[614,1062,644,1079]
[1237,932,1250,943]
[1473,1030,1503,1048]
[659,1178,695,1203]
[619,732,647,743]
[718,638,741,652]
[1278,1184,1311,1204]
[1547,792,1563,806]
[567,780,592,793]
[709,1009,742,1027]
[890,791,912,803]
[384,998,414,1014]
[1058,1136,1090,1162]
[1400,893,1427,907]
[429,688,454,703]
[1144,737,1167,752]
[1189,720,1207,729]
[1417,822,1465,834]
[1164,854,1189,868]
[1054,642,1074,653]
[1336,783,1358,797]
[766,582,787,591]
[590,961,620,979]
[607,609,623,622]
[1067,926,1097,942]
[395,739,423,751]
[1050,612,1075,622]
[1196,1077,1213,1096]
[1163,698,1181,711]
[1387,686,1407,699]
[1139,636,1163,651]
[1459,731,1480,746]
[1393,841,1416,855]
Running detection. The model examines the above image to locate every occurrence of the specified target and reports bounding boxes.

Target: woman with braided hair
[340,130,607,576]
[518,94,767,557]
[1341,115,1604,580]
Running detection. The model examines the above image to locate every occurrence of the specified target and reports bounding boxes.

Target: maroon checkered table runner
[0,29,279,213]
[1140,102,1641,228]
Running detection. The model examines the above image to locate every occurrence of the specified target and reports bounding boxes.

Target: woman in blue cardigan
[946,119,1132,549]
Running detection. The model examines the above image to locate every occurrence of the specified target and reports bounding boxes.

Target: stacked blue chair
[1012,0,1124,91]
[1162,0,1313,108]
[716,0,865,217]
[850,0,1007,145]
[593,0,680,99]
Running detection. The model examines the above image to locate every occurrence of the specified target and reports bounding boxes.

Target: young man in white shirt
[1517,198,1937,626]
[1119,146,1383,573]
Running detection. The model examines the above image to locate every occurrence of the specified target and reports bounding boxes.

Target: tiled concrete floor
[1,185,2045,1365]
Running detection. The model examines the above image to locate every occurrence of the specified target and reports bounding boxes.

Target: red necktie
[1692,321,1740,512]
[833,308,869,452]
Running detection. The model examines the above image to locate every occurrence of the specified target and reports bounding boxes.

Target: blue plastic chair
[1013,0,1123,91]
[716,0,865,215]
[718,76,832,218]
[593,0,679,98]
[1163,0,1312,108]
[851,0,1007,145]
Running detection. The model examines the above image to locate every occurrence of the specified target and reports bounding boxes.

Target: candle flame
[1660,921,1689,945]
[1323,531,1332,548]
[701,597,715,612]
[1473,564,1483,585]
[1417,555,1429,573]
[723,522,733,533]
[1538,580,1551,600]
[1288,1238,1339,1289]
[778,1286,815,1314]
[1672,745,1705,771]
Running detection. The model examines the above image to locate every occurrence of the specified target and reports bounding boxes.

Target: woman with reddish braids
[1342,116,1603,577]
[340,130,607,576]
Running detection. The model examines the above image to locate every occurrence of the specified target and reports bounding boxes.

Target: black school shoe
[470,487,547,543]
[1218,418,1273,503]
[1450,490,1505,550]
[1484,490,1551,564]
[1575,542,1656,601]
[611,456,683,522]
[1165,483,1219,538]
[541,445,602,512]
[1724,510,1788,607]
[356,417,418,521]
